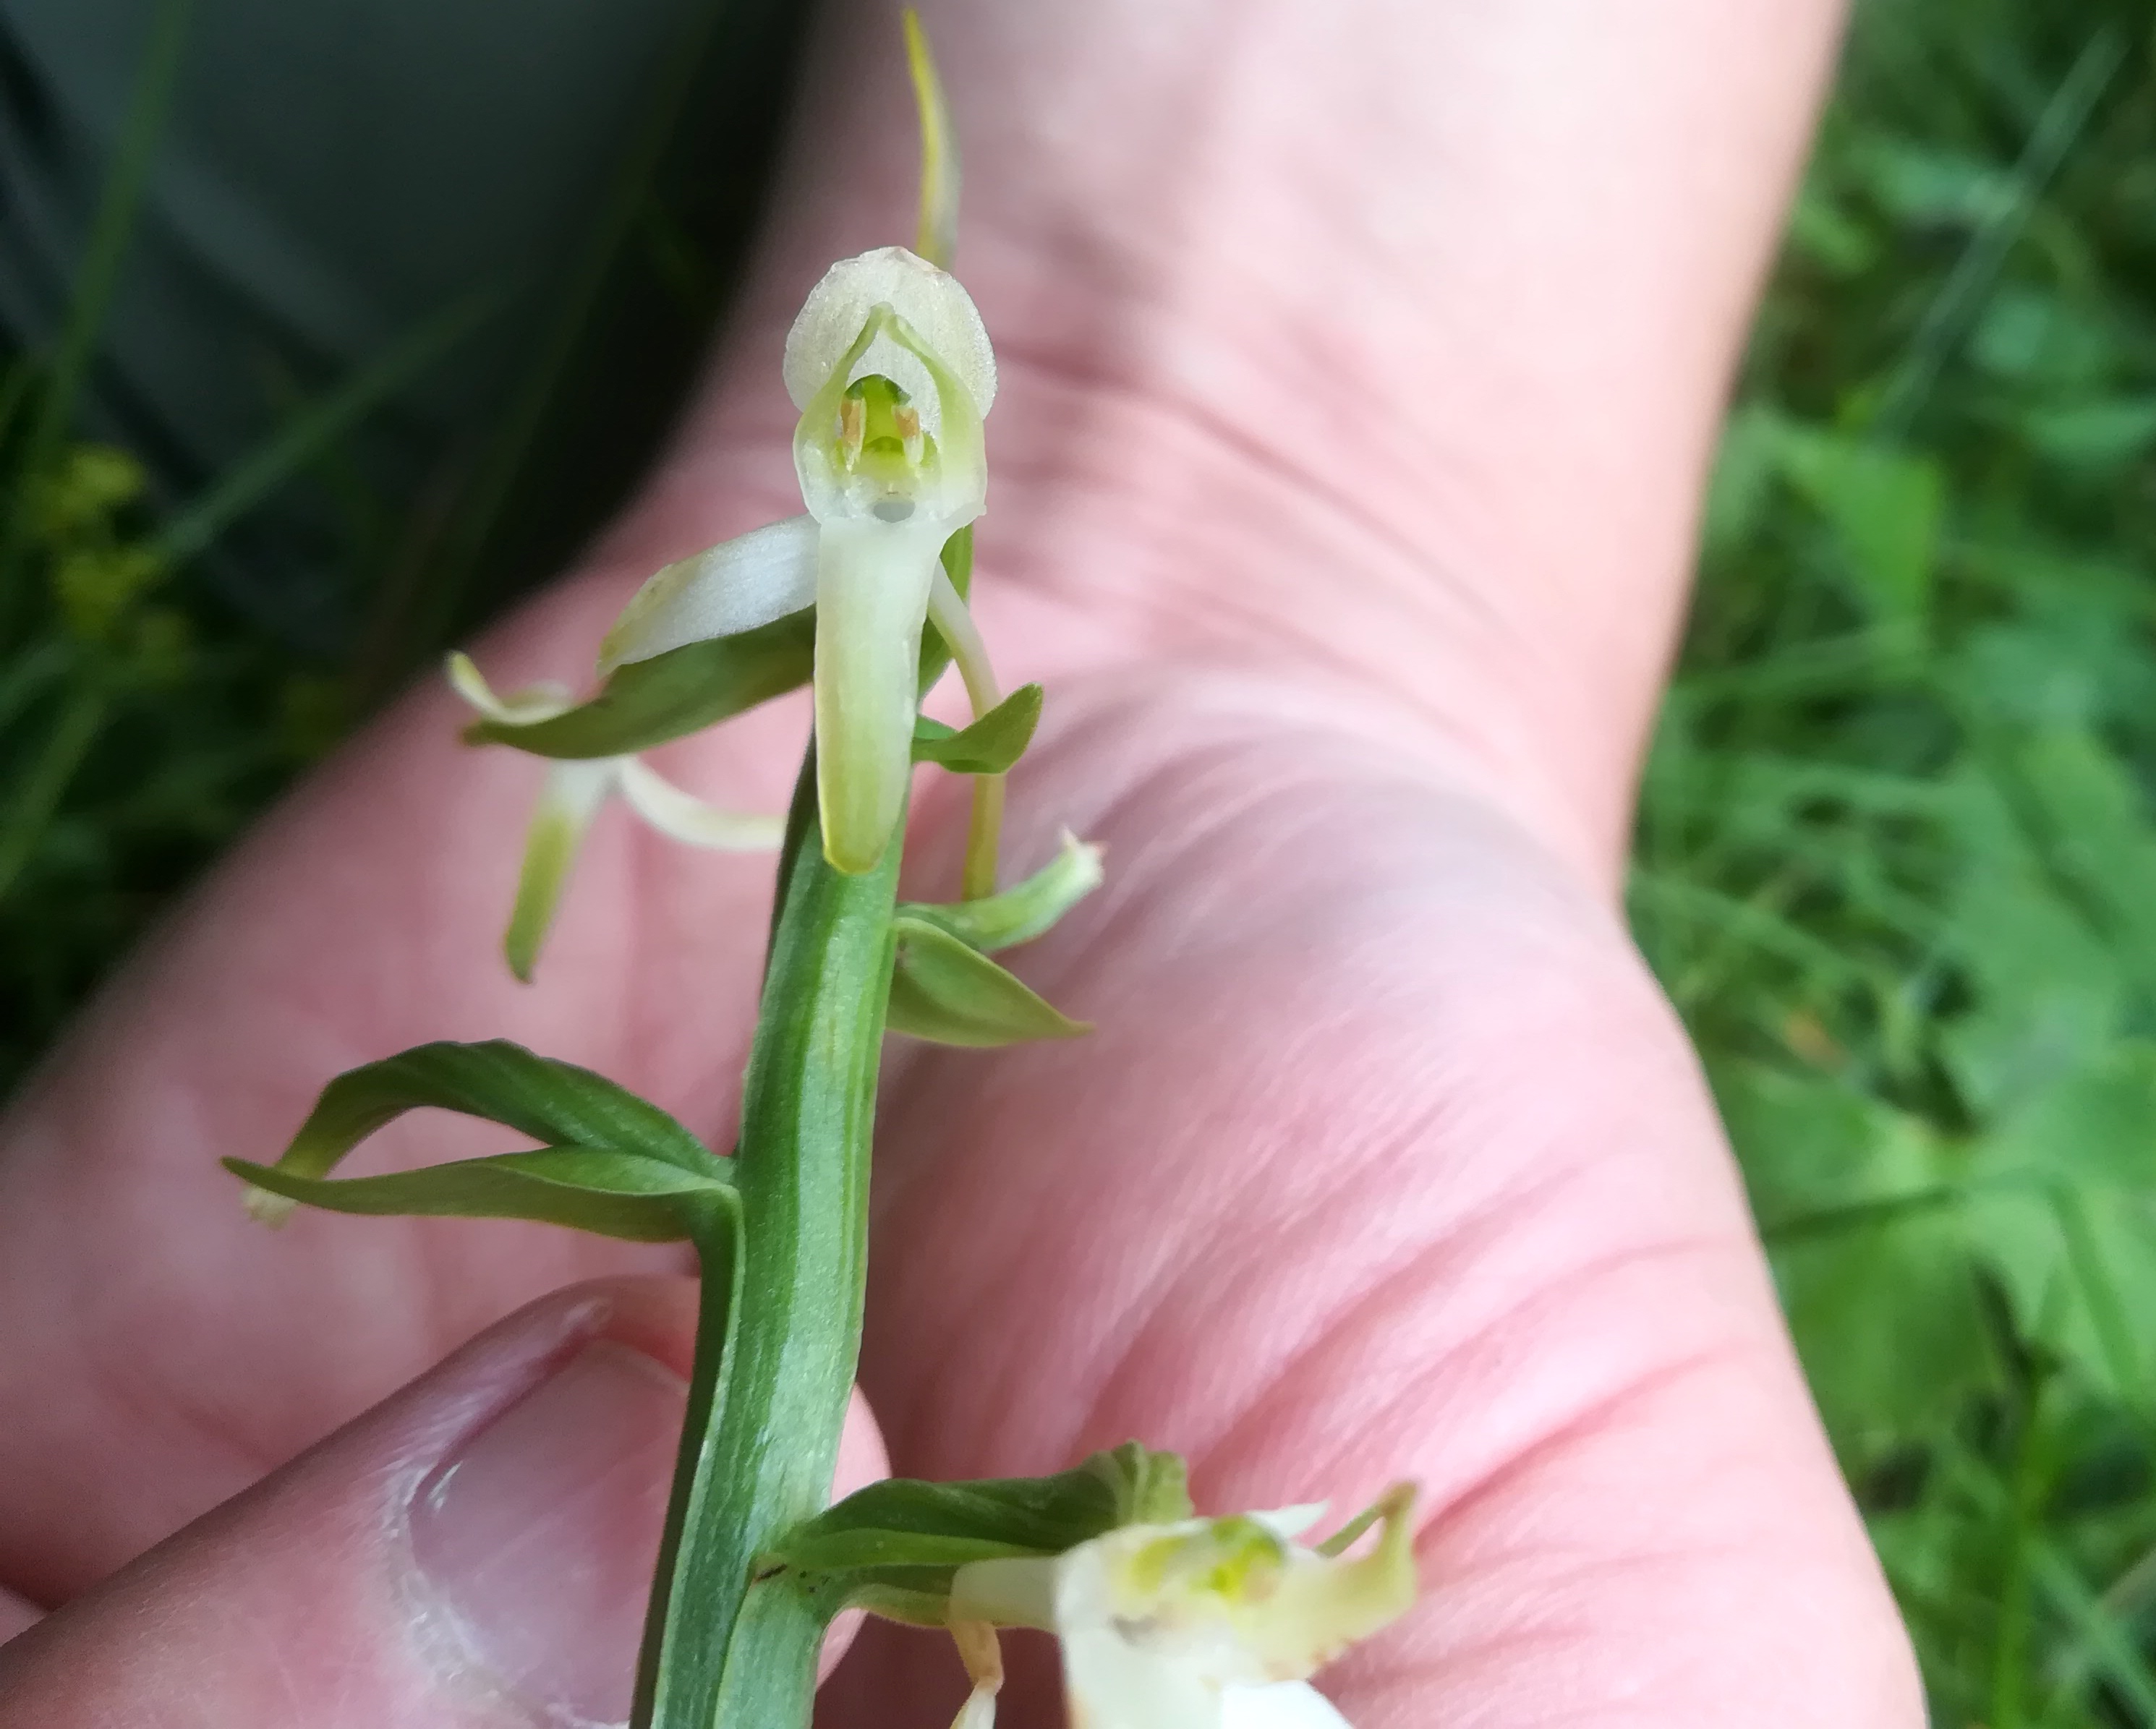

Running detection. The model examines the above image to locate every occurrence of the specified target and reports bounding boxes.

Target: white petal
[1221,1683,1352,1729]
[615,758,785,851]
[597,515,819,676]
[1062,1620,1227,1729]
[948,1556,1059,1631]
[812,514,946,874]
[783,246,996,417]
[446,651,576,724]
[1251,1506,1329,1543]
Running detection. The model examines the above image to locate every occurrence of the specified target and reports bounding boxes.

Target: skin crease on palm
[0,0,1930,1723]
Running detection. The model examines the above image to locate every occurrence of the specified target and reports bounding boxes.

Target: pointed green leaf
[265,1039,723,1184]
[885,915,1087,1046]
[899,831,1102,952]
[465,609,815,761]
[911,683,1041,774]
[223,1146,735,1243]
[234,1041,727,1234]
[763,1444,1190,1579]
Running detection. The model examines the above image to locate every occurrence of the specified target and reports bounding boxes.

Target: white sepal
[783,246,996,422]
[1221,1683,1353,1729]
[615,757,785,850]
[504,759,620,982]
[446,651,575,725]
[1252,1505,1329,1542]
[597,514,819,677]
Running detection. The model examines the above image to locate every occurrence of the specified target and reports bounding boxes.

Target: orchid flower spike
[448,654,783,981]
[944,1487,1418,1729]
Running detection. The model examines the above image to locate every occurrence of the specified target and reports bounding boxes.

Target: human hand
[0,1,1923,1723]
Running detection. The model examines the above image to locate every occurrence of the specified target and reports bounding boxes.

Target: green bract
[224,1039,734,1242]
[757,1443,1193,1623]
[466,610,816,760]
[912,683,1042,774]
[887,915,1088,1046]
[900,831,1104,952]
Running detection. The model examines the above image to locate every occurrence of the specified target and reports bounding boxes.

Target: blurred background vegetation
[1637,1,2156,1720]
[1,0,2154,1721]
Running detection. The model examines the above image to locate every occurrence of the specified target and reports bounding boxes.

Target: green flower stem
[926,569,1005,901]
[710,1579,834,1729]
[627,1211,743,1729]
[632,745,901,1729]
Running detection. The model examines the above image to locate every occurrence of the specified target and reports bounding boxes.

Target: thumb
[0,1276,887,1727]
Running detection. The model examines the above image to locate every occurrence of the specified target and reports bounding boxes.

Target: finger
[0,1276,887,1727]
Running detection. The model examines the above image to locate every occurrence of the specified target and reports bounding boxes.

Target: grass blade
[0,678,108,902]
[1871,26,2123,438]
[150,287,499,565]
[0,0,193,643]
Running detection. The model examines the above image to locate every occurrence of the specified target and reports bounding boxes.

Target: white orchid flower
[449,246,1002,970]
[942,1488,1417,1729]
[591,244,999,876]
[448,654,783,981]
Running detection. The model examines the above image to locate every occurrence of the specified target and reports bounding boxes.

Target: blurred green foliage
[1634,1,2156,1720]
[0,0,796,1091]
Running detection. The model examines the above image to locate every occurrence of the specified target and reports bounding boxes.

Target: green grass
[1637,1,2156,1720]
[1,0,2155,1718]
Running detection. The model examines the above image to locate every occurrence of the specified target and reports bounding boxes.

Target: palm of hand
[0,508,1913,1722]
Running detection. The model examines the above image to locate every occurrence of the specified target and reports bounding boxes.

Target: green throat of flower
[837,373,939,521]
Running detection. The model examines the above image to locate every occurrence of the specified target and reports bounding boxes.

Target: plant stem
[632,747,900,1729]
[627,1211,741,1729]
[709,1578,831,1729]
[927,568,1003,900]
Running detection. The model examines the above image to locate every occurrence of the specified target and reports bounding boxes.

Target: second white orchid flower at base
[942,1487,1418,1729]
